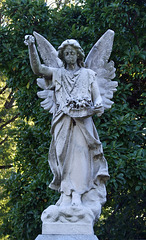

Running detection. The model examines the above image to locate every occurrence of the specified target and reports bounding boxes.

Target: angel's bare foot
[59,193,71,206]
[71,192,81,206]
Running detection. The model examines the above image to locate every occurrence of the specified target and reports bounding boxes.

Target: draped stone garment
[48,67,109,196]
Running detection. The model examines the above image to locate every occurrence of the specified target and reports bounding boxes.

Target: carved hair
[58,39,85,67]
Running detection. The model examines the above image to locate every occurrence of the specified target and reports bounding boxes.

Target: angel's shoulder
[83,67,95,73]
[82,67,96,78]
[49,66,63,77]
[80,68,96,86]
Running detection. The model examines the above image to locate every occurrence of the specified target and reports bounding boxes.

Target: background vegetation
[0,0,145,239]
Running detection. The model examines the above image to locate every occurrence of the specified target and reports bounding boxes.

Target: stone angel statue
[25,30,117,235]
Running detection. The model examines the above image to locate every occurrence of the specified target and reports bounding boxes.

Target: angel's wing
[33,32,63,114]
[33,31,62,68]
[37,78,55,113]
[85,29,118,110]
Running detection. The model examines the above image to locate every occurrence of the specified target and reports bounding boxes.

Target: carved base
[40,190,103,238]
[42,223,94,235]
[41,204,101,225]
[35,234,99,240]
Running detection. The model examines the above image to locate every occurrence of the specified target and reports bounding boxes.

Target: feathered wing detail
[33,32,63,113]
[37,78,55,113]
[85,29,118,110]
[33,31,63,68]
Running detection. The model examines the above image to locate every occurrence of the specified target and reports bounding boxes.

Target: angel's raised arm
[24,35,53,79]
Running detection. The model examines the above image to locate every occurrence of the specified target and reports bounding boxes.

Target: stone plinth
[42,223,94,235]
[35,234,99,240]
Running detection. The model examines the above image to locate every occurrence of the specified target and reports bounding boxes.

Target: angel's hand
[94,102,102,108]
[94,102,104,117]
[96,107,104,117]
[24,35,35,46]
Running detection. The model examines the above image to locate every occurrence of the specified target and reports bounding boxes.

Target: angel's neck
[66,63,79,72]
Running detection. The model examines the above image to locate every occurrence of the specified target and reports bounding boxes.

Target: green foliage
[1,121,59,239]
[0,71,20,238]
[0,0,145,239]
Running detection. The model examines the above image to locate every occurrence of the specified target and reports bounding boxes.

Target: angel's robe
[48,67,109,198]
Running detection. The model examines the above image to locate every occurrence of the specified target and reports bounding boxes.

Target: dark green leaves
[0,0,145,239]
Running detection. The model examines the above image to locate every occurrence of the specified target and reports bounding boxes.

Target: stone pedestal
[35,234,99,240]
[42,223,94,235]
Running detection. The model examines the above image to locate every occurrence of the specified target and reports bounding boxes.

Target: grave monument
[24,29,117,240]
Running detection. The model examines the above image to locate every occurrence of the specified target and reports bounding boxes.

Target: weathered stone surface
[25,30,117,234]
[42,223,93,235]
[35,234,99,240]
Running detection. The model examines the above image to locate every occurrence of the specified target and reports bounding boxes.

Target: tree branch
[0,84,8,94]
[0,136,8,145]
[4,96,15,109]
[0,165,13,169]
[0,113,20,130]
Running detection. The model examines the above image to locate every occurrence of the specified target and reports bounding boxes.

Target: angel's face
[63,46,78,65]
